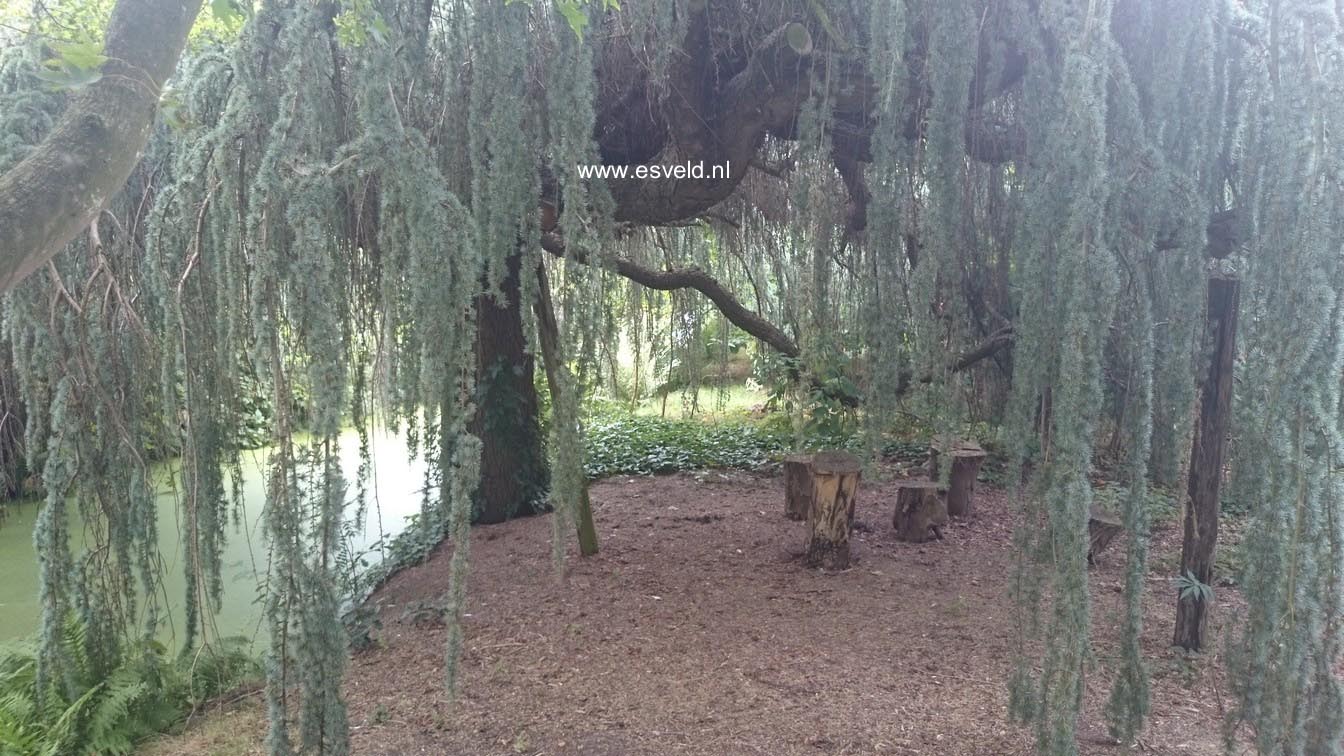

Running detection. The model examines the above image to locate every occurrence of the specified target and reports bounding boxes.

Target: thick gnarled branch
[0,0,204,291]
[608,21,815,226]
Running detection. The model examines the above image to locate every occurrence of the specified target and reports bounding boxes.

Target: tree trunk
[783,453,814,521]
[804,451,861,569]
[534,260,598,555]
[946,446,987,518]
[470,249,549,525]
[1174,274,1239,651]
[893,481,948,543]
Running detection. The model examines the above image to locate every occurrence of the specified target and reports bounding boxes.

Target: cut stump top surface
[811,450,862,474]
[1088,505,1122,527]
[895,480,943,490]
[950,446,988,460]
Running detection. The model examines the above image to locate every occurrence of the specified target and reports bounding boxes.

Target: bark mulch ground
[149,467,1237,755]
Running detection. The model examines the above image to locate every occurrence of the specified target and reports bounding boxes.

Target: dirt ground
[149,467,1239,755]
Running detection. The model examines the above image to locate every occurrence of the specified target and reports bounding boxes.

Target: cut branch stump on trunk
[893,481,948,543]
[946,445,987,518]
[784,453,815,521]
[804,451,862,569]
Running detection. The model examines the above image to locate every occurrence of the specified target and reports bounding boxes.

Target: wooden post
[804,451,862,569]
[1087,506,1124,565]
[1174,274,1239,651]
[783,454,814,521]
[926,437,946,480]
[945,445,987,518]
[534,261,598,556]
[893,481,948,542]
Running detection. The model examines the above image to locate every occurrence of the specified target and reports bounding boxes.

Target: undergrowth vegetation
[0,618,258,756]
[583,412,789,478]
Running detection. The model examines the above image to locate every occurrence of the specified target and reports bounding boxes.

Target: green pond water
[0,427,428,647]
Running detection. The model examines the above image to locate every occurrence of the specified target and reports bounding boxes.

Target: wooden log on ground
[783,453,814,521]
[893,481,948,543]
[946,445,987,518]
[1087,506,1124,565]
[804,451,862,569]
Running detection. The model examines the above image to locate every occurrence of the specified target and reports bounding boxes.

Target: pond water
[0,427,428,646]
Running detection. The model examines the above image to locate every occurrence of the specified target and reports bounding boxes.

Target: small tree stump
[893,481,948,543]
[783,453,814,521]
[946,445,987,518]
[804,451,862,569]
[1088,506,1124,565]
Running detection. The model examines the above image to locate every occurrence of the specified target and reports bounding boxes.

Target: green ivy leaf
[210,0,247,25]
[556,0,588,40]
[48,40,107,71]
[33,63,103,91]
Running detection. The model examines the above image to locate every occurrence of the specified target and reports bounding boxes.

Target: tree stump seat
[927,438,983,479]
[803,451,862,569]
[1087,506,1124,565]
[893,481,948,542]
[946,445,987,518]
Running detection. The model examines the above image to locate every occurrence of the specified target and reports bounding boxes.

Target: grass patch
[628,383,768,420]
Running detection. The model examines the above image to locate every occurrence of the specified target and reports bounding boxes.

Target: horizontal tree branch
[540,232,801,358]
[540,233,1016,399]
[894,326,1017,397]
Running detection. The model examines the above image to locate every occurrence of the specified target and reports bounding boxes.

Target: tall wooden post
[1174,273,1239,651]
[534,261,599,556]
[783,454,814,520]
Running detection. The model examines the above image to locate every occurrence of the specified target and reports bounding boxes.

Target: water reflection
[0,427,428,645]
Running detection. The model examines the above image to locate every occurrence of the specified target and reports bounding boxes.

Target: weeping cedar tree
[1,0,1344,753]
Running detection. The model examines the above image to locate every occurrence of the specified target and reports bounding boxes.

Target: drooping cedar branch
[0,0,204,292]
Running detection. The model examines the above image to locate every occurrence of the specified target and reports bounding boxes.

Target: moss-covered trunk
[470,249,548,524]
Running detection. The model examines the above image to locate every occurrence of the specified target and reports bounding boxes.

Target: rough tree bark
[0,0,204,291]
[804,451,861,569]
[1174,274,1239,651]
[783,453,814,521]
[470,249,549,525]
